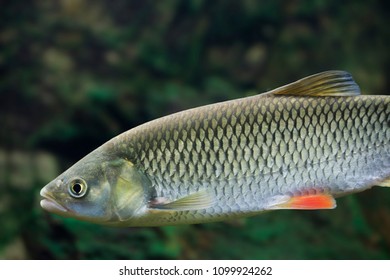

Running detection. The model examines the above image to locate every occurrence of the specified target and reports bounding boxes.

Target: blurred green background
[1,0,390,260]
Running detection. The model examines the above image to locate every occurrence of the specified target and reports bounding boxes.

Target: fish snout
[40,184,68,214]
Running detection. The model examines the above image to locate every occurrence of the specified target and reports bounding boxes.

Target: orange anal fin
[271,194,336,210]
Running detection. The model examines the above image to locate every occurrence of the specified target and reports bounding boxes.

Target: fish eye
[68,178,88,198]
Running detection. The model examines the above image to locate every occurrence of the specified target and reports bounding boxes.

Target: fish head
[40,150,150,225]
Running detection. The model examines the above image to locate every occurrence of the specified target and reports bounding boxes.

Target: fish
[40,70,390,227]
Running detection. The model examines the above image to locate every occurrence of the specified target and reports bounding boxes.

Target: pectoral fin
[149,189,214,211]
[268,194,336,210]
[268,70,361,97]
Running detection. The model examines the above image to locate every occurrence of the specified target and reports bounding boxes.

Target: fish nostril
[56,179,63,188]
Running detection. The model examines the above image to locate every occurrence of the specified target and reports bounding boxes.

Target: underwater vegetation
[1,0,390,259]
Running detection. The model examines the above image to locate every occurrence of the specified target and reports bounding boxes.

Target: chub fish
[40,71,390,226]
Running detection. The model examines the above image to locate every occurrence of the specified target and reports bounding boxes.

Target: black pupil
[73,183,82,194]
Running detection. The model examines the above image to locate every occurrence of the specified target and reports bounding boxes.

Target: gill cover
[105,159,150,221]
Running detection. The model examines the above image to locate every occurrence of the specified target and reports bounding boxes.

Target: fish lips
[40,187,68,214]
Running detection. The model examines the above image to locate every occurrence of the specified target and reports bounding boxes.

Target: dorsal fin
[268,70,361,97]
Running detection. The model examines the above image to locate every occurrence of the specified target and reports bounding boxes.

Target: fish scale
[40,71,390,226]
[113,94,389,223]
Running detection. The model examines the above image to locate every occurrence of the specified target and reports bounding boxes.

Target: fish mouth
[40,188,68,214]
